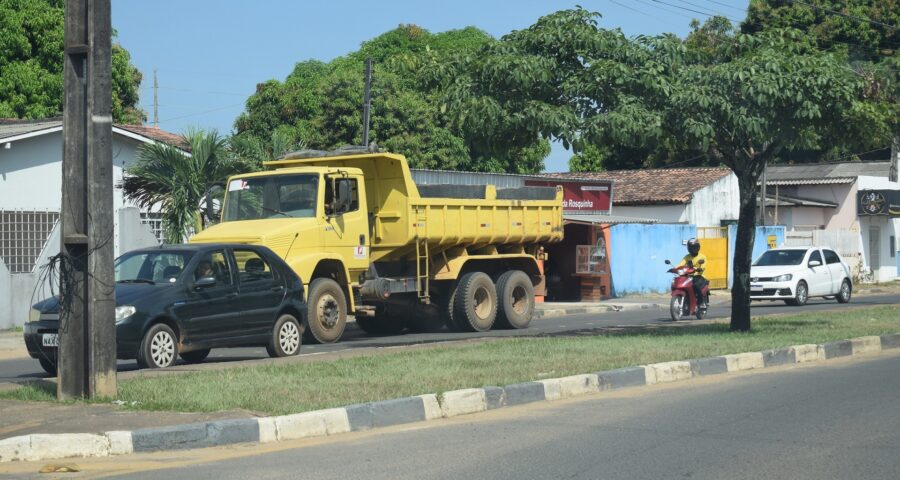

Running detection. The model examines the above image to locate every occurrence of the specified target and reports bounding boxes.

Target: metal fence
[0,210,60,273]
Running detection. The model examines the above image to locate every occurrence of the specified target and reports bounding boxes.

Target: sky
[111,0,750,172]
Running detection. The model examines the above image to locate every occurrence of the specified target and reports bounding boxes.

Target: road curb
[2,332,900,463]
[534,302,666,319]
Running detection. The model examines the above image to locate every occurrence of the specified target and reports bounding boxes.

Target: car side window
[824,250,841,265]
[234,249,274,283]
[194,250,233,285]
[809,250,823,265]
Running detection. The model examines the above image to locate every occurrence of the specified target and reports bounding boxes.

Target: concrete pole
[59,0,117,400]
[361,58,373,147]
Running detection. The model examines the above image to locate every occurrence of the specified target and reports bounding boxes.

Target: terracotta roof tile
[115,124,189,151]
[546,166,733,205]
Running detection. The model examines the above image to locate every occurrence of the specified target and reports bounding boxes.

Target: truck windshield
[753,250,806,266]
[223,174,319,221]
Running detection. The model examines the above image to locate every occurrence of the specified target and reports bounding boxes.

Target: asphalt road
[1,293,898,383]
[8,350,898,479]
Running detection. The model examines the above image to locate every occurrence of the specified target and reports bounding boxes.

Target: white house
[0,118,185,329]
[759,161,900,283]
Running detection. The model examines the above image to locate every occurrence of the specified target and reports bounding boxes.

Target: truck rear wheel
[305,278,347,344]
[495,270,534,329]
[453,272,497,332]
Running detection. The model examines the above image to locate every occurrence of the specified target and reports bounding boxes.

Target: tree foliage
[234,25,549,173]
[123,130,243,243]
[0,0,145,122]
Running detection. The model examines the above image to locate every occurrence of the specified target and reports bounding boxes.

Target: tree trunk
[730,172,759,331]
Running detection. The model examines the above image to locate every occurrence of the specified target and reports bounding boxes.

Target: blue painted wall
[726,225,786,288]
[608,224,697,296]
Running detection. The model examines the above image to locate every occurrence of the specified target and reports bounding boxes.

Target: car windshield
[222,174,318,221]
[115,251,194,284]
[753,250,806,266]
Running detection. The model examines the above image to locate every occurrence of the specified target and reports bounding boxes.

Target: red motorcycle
[665,259,709,321]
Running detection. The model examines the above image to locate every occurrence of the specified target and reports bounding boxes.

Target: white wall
[613,204,688,224]
[683,173,740,227]
[859,215,898,282]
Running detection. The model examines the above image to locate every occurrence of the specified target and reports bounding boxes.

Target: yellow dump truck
[191,149,563,343]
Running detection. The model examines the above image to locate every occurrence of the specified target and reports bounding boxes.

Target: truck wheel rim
[511,285,528,315]
[150,331,174,367]
[317,295,339,328]
[474,286,491,319]
[279,321,300,354]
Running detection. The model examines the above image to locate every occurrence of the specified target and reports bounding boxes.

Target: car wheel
[38,357,57,376]
[786,281,808,307]
[836,279,852,304]
[453,272,498,332]
[137,323,178,369]
[305,278,346,344]
[267,313,302,357]
[179,349,210,364]
[494,270,535,329]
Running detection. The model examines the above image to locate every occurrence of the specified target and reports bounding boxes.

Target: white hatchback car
[750,247,852,306]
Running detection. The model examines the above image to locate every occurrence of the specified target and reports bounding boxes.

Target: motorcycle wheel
[669,294,685,321]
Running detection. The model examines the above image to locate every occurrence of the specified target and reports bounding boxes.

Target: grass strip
[3,305,899,415]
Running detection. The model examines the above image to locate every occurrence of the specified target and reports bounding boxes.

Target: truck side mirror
[698,259,705,265]
[664,259,672,265]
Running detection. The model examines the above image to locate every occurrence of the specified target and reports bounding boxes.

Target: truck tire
[305,278,347,344]
[494,270,534,329]
[355,306,406,335]
[440,286,463,332]
[453,272,497,332]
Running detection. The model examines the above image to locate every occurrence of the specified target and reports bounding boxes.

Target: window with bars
[140,212,164,244]
[0,210,60,273]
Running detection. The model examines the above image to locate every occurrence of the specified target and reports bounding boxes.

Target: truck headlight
[115,306,136,323]
[29,308,41,323]
[773,274,793,282]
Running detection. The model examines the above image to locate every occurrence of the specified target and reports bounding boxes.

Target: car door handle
[271,286,284,292]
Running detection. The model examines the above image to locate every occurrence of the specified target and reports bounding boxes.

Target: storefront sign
[525,180,612,214]
[858,190,900,217]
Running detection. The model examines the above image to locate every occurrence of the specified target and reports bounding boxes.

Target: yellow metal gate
[697,227,728,289]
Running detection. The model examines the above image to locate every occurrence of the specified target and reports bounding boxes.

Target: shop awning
[563,213,658,225]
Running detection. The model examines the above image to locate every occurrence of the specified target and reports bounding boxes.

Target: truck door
[323,174,369,282]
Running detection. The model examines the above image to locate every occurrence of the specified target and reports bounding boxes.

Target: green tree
[234,25,549,173]
[123,130,242,243]
[440,8,872,330]
[0,0,145,122]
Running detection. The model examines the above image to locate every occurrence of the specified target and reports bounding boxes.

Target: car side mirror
[808,260,822,268]
[193,277,217,290]
[664,259,672,265]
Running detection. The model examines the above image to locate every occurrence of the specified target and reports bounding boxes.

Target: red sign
[525,179,612,213]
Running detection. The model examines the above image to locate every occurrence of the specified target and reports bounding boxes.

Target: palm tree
[123,129,243,243]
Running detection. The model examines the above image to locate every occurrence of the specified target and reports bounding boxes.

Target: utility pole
[890,137,898,183]
[153,68,159,128]
[59,0,117,400]
[361,58,373,147]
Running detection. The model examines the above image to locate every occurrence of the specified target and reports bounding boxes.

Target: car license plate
[750,283,763,291]
[42,334,59,347]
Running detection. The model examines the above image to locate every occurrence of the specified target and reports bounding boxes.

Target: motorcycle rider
[678,238,709,308]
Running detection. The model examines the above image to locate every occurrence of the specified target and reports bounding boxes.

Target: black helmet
[687,238,701,256]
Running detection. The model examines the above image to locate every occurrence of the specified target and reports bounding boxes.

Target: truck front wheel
[453,272,497,332]
[305,278,347,344]
[495,270,534,329]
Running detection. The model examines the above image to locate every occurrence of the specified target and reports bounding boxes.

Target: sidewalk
[0,331,26,361]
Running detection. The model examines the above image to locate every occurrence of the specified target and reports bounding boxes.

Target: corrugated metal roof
[763,162,891,185]
[563,213,658,225]
[0,119,61,141]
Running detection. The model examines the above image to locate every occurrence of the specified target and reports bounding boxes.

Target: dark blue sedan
[25,244,307,372]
